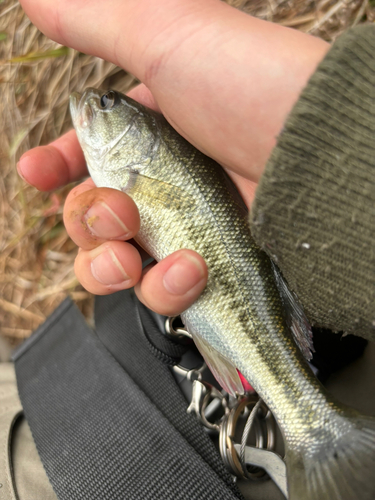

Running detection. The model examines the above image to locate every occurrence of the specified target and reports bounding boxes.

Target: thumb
[19,0,329,182]
[19,0,218,83]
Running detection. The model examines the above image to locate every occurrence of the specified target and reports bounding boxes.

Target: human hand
[17,0,329,316]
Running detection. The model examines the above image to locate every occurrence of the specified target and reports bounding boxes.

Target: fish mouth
[70,88,101,132]
[70,88,97,117]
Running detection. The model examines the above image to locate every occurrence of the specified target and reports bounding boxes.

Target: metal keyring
[165,316,192,339]
[220,395,263,477]
[219,395,276,479]
[199,383,229,432]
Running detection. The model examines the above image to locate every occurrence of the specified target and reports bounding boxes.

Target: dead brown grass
[0,0,374,344]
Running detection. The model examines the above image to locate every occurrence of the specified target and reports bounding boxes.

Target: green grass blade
[8,46,69,63]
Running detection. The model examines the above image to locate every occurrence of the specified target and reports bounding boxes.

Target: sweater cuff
[250,25,375,341]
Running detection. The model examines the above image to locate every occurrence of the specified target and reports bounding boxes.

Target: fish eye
[99,90,117,110]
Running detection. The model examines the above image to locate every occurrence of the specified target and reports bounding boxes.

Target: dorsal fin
[271,261,314,360]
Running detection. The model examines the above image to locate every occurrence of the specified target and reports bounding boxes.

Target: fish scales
[119,114,322,417]
[70,88,375,500]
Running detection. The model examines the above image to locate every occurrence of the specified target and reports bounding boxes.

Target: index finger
[18,130,87,192]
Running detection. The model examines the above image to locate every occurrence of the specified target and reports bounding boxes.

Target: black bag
[14,290,246,500]
[14,288,370,500]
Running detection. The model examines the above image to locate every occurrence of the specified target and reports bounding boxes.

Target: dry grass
[0,0,374,345]
[0,2,137,343]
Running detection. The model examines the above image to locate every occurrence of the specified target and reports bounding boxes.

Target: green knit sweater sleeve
[250,24,375,341]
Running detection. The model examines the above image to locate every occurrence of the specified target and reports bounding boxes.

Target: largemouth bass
[70,88,375,500]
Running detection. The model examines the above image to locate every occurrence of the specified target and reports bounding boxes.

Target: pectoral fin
[191,331,244,396]
[125,171,197,214]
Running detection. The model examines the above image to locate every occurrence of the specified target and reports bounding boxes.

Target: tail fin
[286,413,375,500]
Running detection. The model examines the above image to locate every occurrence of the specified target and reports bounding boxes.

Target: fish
[70,87,375,500]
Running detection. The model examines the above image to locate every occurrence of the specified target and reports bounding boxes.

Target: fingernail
[85,201,130,239]
[163,254,206,295]
[17,161,27,181]
[91,248,130,285]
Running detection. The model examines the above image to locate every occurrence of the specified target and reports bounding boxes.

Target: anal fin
[191,332,244,396]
